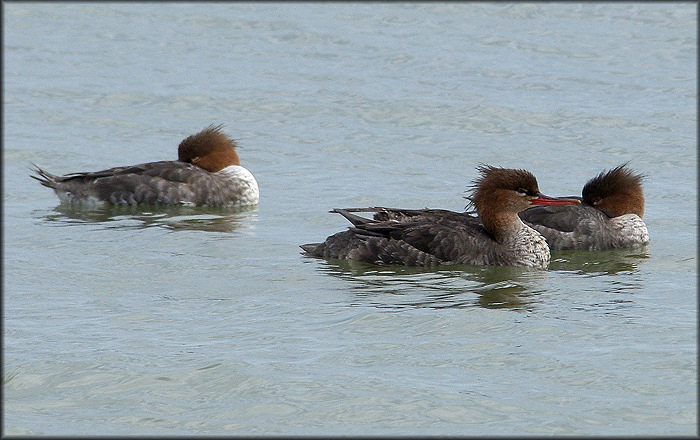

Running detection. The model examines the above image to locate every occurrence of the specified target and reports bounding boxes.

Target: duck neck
[191,149,240,172]
[478,210,525,243]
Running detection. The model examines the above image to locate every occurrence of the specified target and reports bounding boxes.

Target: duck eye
[515,188,528,197]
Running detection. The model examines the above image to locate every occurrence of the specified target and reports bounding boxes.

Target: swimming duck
[301,165,580,268]
[519,164,648,250]
[31,124,259,207]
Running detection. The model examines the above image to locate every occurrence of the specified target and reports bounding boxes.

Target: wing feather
[302,207,511,266]
[33,161,251,206]
[519,204,614,250]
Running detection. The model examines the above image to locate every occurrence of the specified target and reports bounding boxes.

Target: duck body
[302,207,553,268]
[519,164,648,250]
[518,202,648,250]
[301,166,580,268]
[31,125,259,207]
[32,161,258,207]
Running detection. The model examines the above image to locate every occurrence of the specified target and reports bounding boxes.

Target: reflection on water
[548,246,649,275]
[307,246,649,311]
[309,258,549,311]
[33,203,258,234]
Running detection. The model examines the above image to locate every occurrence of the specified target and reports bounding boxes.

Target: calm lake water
[3,3,697,436]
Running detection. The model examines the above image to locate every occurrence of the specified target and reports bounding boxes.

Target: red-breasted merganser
[518,164,648,250]
[301,165,580,268]
[31,125,259,207]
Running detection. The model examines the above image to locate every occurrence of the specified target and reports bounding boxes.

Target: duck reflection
[305,245,648,310]
[547,246,649,275]
[309,258,545,310]
[34,203,258,233]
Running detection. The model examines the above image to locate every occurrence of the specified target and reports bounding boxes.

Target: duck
[31,124,259,207]
[301,165,580,268]
[518,163,648,250]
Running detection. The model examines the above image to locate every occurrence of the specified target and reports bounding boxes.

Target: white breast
[610,214,649,247]
[500,223,551,268]
[218,165,259,206]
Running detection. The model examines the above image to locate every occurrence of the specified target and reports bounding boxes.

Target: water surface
[4,3,696,435]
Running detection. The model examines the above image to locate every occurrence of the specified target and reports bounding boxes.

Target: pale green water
[4,3,696,435]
